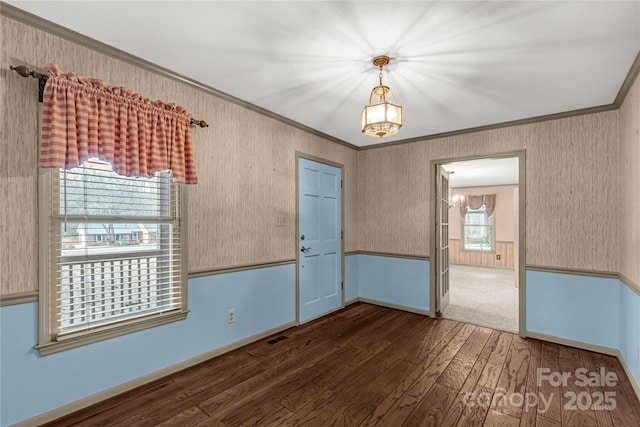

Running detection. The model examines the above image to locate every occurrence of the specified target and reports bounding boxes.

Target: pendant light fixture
[361,55,402,138]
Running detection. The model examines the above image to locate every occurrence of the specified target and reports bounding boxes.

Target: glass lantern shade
[361,85,402,138]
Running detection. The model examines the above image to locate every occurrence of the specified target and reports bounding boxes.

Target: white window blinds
[47,159,184,338]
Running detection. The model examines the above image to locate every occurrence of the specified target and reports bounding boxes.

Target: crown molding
[359,46,640,151]
[358,104,618,151]
[614,49,640,108]
[2,2,638,153]
[0,2,357,151]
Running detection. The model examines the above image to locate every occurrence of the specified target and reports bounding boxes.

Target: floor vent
[267,336,288,345]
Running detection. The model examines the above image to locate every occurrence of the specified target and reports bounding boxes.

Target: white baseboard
[13,321,297,427]
[525,331,640,404]
[614,349,640,405]
[357,297,429,316]
[525,331,618,356]
[344,298,359,306]
[14,318,639,426]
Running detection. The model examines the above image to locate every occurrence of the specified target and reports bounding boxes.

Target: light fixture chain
[361,54,402,138]
[379,66,387,103]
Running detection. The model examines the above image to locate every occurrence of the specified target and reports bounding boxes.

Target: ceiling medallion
[361,55,402,138]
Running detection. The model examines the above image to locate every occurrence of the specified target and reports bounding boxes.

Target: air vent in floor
[266,336,288,345]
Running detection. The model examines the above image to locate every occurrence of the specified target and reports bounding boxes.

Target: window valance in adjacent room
[459,194,496,217]
[39,64,199,184]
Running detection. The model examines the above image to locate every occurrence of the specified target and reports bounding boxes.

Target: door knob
[300,246,311,253]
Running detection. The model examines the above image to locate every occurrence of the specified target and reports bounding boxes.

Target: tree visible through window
[462,207,494,251]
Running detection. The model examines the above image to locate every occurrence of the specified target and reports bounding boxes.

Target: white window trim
[461,207,496,253]
[36,166,189,357]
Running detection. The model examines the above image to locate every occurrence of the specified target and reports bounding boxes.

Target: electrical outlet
[496,254,501,261]
[227,309,235,324]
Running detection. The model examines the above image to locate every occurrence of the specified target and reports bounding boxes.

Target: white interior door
[436,166,450,317]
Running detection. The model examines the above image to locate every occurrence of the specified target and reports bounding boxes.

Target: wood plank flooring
[42,303,640,427]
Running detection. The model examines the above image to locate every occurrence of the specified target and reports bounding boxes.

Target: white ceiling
[6,1,640,147]
[443,157,519,188]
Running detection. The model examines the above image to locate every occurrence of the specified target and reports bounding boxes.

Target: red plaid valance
[39,64,197,184]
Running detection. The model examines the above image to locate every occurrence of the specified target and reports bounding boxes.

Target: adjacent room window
[462,207,494,252]
[37,158,188,355]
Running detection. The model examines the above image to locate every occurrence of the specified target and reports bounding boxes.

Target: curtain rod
[10,65,209,128]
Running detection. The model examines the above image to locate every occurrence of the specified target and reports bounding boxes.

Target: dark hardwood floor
[42,303,640,427]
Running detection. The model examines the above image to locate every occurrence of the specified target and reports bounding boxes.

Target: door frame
[429,150,526,337]
[295,152,345,325]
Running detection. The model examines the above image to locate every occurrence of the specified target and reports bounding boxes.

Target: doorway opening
[431,152,525,336]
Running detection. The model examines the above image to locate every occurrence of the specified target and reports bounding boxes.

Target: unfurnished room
[1,1,639,426]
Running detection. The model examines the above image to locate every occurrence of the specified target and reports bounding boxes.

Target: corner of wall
[618,71,640,286]
[345,253,360,303]
[618,278,640,398]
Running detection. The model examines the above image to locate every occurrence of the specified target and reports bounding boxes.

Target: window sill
[35,309,189,356]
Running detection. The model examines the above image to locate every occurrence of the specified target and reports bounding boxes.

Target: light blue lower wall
[2,259,638,425]
[353,254,430,312]
[0,264,295,427]
[619,283,640,387]
[351,260,639,388]
[526,270,640,388]
[345,254,359,302]
[525,270,620,349]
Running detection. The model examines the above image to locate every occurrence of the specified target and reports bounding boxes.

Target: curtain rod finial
[10,65,45,79]
[10,65,31,78]
[191,119,209,128]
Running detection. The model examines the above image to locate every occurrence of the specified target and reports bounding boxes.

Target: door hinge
[341,180,343,189]
[341,282,344,290]
[341,230,343,239]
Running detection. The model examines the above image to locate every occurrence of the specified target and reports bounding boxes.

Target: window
[462,207,494,252]
[38,158,188,355]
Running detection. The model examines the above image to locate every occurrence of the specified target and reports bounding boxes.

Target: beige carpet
[442,264,519,333]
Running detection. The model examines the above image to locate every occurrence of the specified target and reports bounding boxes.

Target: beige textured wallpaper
[0,13,629,296]
[187,110,359,271]
[0,16,358,295]
[357,111,620,272]
[618,74,640,286]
